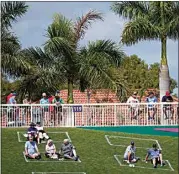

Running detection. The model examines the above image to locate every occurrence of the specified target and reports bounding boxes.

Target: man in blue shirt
[145,144,165,168]
[146,92,157,120]
[8,93,17,104]
[40,93,49,126]
[24,136,41,159]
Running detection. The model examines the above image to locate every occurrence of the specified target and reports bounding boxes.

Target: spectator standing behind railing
[52,92,64,125]
[22,94,31,125]
[40,93,49,126]
[23,94,32,104]
[127,92,140,120]
[6,89,15,104]
[162,91,174,119]
[146,92,157,120]
[7,93,20,126]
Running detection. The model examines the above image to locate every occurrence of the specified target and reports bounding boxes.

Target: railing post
[30,105,33,123]
[114,104,117,126]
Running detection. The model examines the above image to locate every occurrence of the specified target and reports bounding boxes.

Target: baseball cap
[30,122,36,126]
[131,141,135,145]
[56,90,60,93]
[12,93,17,96]
[133,92,137,95]
[166,91,170,96]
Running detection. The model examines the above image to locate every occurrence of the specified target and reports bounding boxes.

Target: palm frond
[81,40,125,67]
[74,10,103,41]
[121,17,160,45]
[78,40,125,91]
[1,1,28,29]
[111,2,149,20]
[44,13,75,63]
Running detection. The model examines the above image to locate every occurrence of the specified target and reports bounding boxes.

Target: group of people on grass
[124,141,165,168]
[127,90,175,120]
[24,122,79,161]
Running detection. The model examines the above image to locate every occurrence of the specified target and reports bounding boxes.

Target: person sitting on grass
[145,144,165,168]
[45,139,59,159]
[24,136,41,160]
[123,141,140,166]
[35,122,50,144]
[59,139,79,161]
[24,122,38,142]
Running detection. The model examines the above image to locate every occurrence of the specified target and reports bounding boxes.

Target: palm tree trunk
[67,77,74,103]
[159,35,170,101]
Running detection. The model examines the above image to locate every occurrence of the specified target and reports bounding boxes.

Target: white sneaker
[59,158,64,161]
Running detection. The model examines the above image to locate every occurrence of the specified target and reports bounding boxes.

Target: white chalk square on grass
[17,131,72,143]
[32,172,86,174]
[114,155,174,171]
[105,135,162,150]
[23,152,81,163]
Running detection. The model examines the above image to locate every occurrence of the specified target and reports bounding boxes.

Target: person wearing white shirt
[35,122,49,144]
[127,92,140,120]
[45,139,59,159]
[124,141,140,166]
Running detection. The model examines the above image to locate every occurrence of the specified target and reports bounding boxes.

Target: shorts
[151,157,161,165]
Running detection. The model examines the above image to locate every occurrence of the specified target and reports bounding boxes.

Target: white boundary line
[17,132,23,142]
[114,155,174,171]
[17,131,72,143]
[166,160,175,171]
[105,135,162,150]
[23,152,81,163]
[31,172,86,174]
[66,132,72,142]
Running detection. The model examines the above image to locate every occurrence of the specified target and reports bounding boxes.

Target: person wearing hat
[35,122,49,144]
[127,92,140,120]
[162,91,174,119]
[146,92,158,120]
[23,122,38,142]
[145,144,165,168]
[6,89,15,104]
[59,139,79,161]
[40,93,50,126]
[45,139,59,159]
[8,93,17,104]
[123,141,140,166]
[24,136,41,160]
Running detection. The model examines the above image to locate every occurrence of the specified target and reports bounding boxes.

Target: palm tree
[1,1,30,77]
[43,11,125,103]
[111,2,179,100]
[25,12,125,103]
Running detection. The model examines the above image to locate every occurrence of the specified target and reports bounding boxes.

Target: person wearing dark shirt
[24,122,38,142]
[162,91,174,119]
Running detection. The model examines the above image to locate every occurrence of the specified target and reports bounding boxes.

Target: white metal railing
[0,103,178,127]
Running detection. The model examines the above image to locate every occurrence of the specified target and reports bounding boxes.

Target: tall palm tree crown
[26,11,125,103]
[111,2,179,100]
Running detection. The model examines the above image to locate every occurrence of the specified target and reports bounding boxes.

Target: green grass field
[2,128,179,174]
